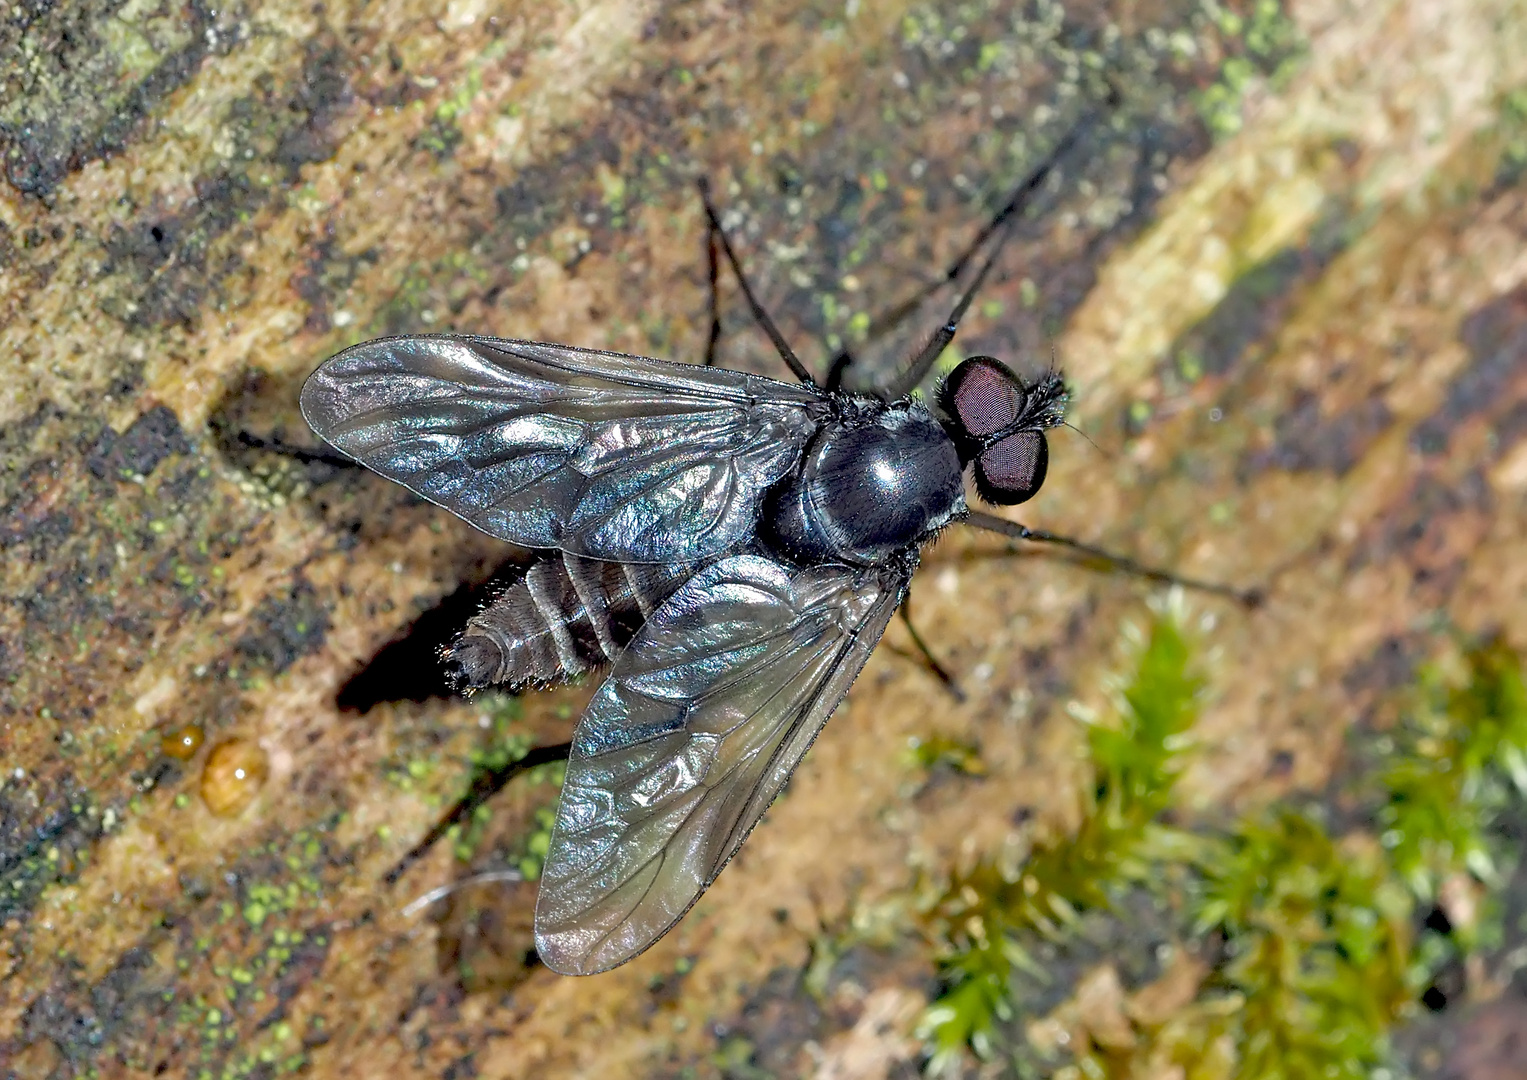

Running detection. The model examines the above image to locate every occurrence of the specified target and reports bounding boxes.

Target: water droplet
[201,739,269,817]
[161,723,206,760]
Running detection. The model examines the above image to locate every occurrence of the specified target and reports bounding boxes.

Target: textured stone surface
[2,0,1526,1076]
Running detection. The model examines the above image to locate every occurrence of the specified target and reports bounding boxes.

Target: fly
[301,109,1256,976]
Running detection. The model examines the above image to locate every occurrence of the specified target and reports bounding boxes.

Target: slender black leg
[228,429,361,469]
[697,178,817,386]
[824,349,856,392]
[899,593,966,701]
[882,114,1101,401]
[704,212,723,366]
[964,510,1263,608]
[383,740,574,885]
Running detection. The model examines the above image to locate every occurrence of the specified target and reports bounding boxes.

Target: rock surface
[3,0,1527,1077]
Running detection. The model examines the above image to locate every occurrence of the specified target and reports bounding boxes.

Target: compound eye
[975,430,1048,505]
[945,356,1023,437]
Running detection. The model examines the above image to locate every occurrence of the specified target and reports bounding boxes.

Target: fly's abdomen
[444,553,689,689]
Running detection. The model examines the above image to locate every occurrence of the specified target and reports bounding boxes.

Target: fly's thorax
[761,403,965,566]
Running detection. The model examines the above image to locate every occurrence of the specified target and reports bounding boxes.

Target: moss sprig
[915,619,1527,1079]
[919,614,1206,1073]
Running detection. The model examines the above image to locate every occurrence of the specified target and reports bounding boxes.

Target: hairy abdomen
[444,552,690,689]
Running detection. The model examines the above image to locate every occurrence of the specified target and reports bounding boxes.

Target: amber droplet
[160,723,205,760]
[200,738,269,817]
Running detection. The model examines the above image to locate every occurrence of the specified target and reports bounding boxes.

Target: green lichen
[448,694,569,866]
[135,824,342,1078]
[514,803,559,882]
[1195,0,1305,139]
[414,116,463,161]
[469,693,529,768]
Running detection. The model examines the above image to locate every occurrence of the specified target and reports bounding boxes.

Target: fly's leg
[704,208,723,366]
[828,181,1047,393]
[823,350,856,392]
[964,509,1263,608]
[881,110,1106,401]
[697,177,817,386]
[383,740,574,885]
[225,430,361,469]
[899,593,966,701]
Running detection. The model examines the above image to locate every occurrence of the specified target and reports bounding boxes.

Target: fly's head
[937,356,1069,507]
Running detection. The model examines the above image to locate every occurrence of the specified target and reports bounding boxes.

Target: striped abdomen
[444,552,691,689]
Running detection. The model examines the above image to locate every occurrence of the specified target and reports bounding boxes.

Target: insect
[302,116,1252,975]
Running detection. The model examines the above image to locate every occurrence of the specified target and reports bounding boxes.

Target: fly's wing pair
[302,336,911,973]
[535,556,904,974]
[299,335,823,564]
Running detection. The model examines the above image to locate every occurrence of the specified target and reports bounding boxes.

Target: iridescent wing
[300,335,824,564]
[533,554,906,975]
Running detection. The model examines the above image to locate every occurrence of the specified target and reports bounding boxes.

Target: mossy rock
[4,0,1527,1076]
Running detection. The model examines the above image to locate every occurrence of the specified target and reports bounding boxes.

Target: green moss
[919,615,1205,1072]
[1192,811,1415,1078]
[917,620,1527,1078]
[1379,638,1527,910]
[903,733,986,777]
